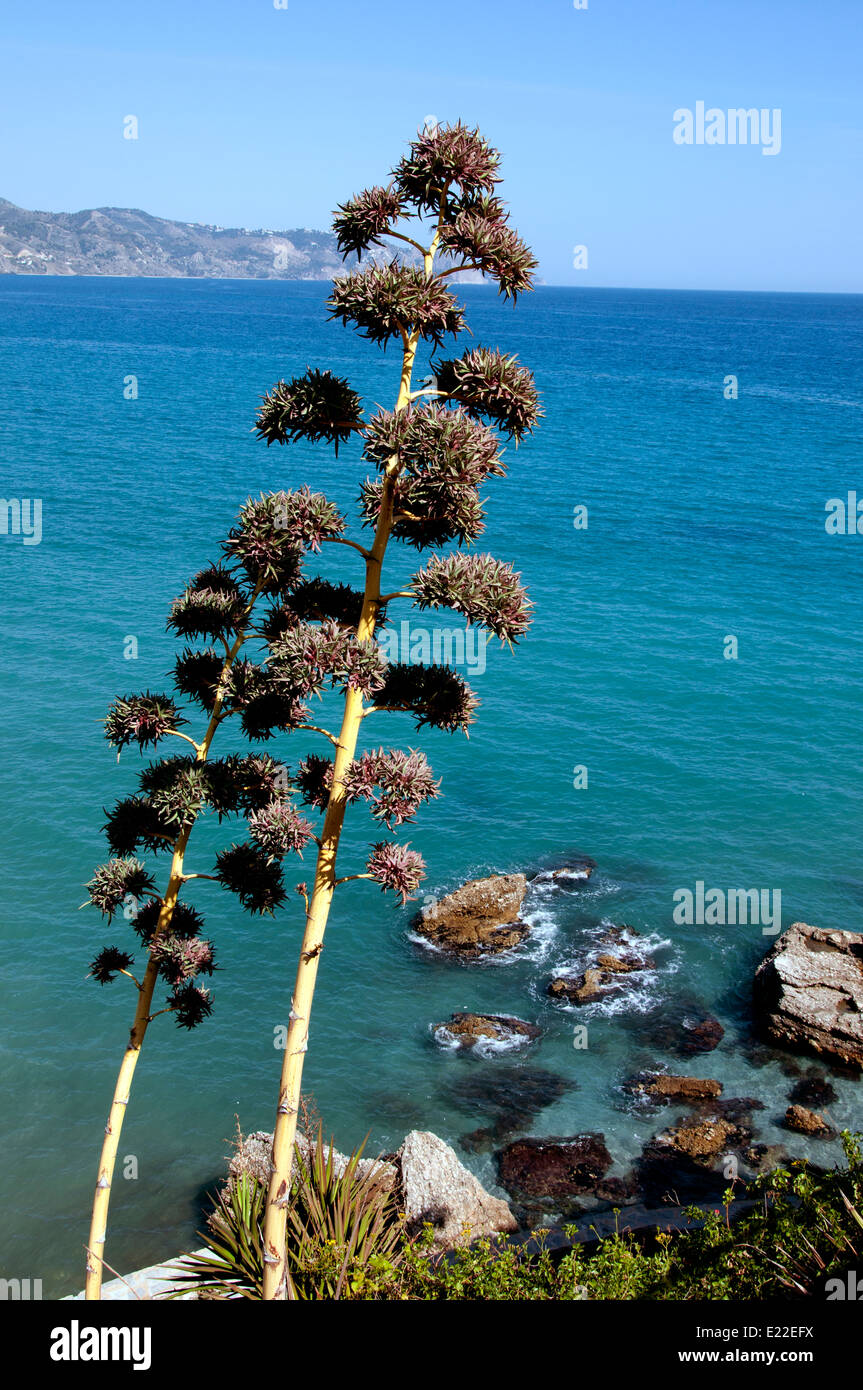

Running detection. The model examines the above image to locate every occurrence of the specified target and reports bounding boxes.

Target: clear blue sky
[1,0,860,291]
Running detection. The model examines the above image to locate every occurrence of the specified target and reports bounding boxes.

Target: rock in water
[432,1013,541,1050]
[624,1072,723,1104]
[496,1134,613,1199]
[398,1130,517,1247]
[784,1104,835,1138]
[415,873,529,957]
[754,922,863,1068]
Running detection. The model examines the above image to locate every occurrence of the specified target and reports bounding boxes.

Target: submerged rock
[624,1072,723,1105]
[415,873,529,957]
[754,922,863,1068]
[784,1104,835,1138]
[623,998,725,1057]
[788,1074,838,1108]
[530,856,596,886]
[449,1065,573,1149]
[432,1012,541,1050]
[398,1130,517,1247]
[497,1134,613,1201]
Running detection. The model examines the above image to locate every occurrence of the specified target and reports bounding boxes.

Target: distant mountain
[0,197,355,279]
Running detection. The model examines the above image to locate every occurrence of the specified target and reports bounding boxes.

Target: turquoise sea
[1,278,862,1296]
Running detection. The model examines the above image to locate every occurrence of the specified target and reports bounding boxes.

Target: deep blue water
[1,277,862,1296]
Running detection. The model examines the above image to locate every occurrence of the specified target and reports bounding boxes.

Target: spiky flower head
[255,369,363,455]
[132,899,204,944]
[223,490,344,595]
[168,566,247,641]
[360,474,485,549]
[269,621,387,699]
[393,122,500,212]
[343,748,440,828]
[362,404,504,486]
[433,347,541,441]
[104,693,185,752]
[224,661,309,742]
[374,663,479,734]
[366,841,426,903]
[295,754,333,811]
[86,858,156,918]
[102,796,174,857]
[215,842,287,915]
[411,552,531,642]
[88,946,135,984]
[173,647,224,713]
[333,184,406,260]
[329,263,464,350]
[151,935,216,986]
[168,982,213,1030]
[248,799,314,859]
[440,209,537,300]
[280,579,383,632]
[205,753,291,818]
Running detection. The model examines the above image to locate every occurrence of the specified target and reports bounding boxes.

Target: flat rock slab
[754,922,863,1068]
[415,873,530,957]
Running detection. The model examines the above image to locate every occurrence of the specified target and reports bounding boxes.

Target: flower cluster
[222,490,345,594]
[168,567,247,641]
[333,184,406,260]
[223,660,309,741]
[295,754,333,811]
[281,579,380,631]
[329,263,464,349]
[360,474,485,549]
[151,934,216,987]
[440,204,537,300]
[103,796,174,857]
[204,753,291,817]
[172,647,222,712]
[374,663,479,734]
[104,693,185,752]
[363,404,504,485]
[87,858,156,918]
[168,982,213,1030]
[215,842,287,915]
[411,552,532,642]
[343,748,440,828]
[393,122,500,212]
[366,841,426,903]
[88,946,135,984]
[433,347,542,441]
[132,899,204,945]
[269,621,387,698]
[255,369,363,456]
[248,798,314,860]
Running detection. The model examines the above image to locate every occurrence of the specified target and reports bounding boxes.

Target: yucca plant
[170,1128,402,1300]
[258,120,541,1299]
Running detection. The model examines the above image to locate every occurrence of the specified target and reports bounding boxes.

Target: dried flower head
[104,693,185,752]
[433,347,542,441]
[215,842,287,915]
[343,748,440,828]
[333,184,406,261]
[366,841,427,903]
[374,663,479,734]
[248,799,315,859]
[255,369,363,455]
[329,263,464,350]
[411,552,531,642]
[87,858,156,918]
[88,946,135,984]
[168,982,213,1030]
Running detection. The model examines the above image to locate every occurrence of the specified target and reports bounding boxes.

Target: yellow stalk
[259,213,448,1298]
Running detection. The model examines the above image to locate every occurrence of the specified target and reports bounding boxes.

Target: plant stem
[84,588,261,1299]
[259,219,448,1298]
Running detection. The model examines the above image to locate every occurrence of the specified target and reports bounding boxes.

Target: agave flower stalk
[83,497,355,1297]
[258,123,541,1298]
